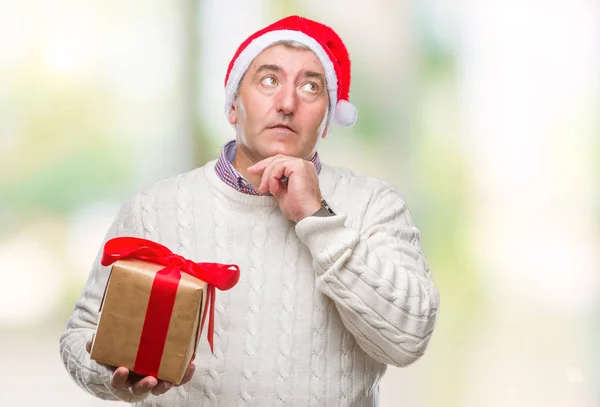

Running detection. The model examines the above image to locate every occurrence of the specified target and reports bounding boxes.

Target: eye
[261,76,278,87]
[301,82,318,93]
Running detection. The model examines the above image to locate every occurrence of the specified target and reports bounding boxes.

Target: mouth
[268,123,295,132]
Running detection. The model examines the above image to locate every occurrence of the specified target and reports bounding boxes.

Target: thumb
[86,333,95,354]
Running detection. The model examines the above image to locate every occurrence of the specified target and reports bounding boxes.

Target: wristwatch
[311,199,336,217]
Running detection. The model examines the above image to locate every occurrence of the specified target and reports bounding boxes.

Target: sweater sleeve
[295,184,440,367]
[59,197,149,403]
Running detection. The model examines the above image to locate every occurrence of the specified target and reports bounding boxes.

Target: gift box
[89,237,240,384]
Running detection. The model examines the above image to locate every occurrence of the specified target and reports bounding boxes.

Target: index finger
[85,334,95,354]
[111,367,131,389]
[131,376,158,395]
[247,156,278,174]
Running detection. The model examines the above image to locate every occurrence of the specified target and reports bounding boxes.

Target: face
[228,44,329,164]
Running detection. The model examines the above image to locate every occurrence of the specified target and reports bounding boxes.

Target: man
[60,15,440,406]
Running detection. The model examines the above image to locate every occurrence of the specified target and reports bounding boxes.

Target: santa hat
[224,15,358,131]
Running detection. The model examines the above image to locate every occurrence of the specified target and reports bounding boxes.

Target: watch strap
[312,199,336,217]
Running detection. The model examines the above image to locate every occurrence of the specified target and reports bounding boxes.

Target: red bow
[101,237,239,376]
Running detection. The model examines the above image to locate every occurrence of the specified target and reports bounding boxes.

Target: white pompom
[334,100,358,127]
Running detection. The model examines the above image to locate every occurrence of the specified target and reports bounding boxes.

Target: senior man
[60,15,440,406]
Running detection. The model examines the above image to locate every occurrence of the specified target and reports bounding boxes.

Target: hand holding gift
[86,334,195,396]
[88,237,240,392]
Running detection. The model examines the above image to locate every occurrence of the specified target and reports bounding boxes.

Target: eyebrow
[304,71,325,85]
[255,64,281,74]
[254,65,325,84]
[304,71,324,80]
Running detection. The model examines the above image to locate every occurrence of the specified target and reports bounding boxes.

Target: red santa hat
[224,15,358,132]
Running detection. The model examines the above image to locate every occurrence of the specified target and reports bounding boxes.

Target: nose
[275,82,298,116]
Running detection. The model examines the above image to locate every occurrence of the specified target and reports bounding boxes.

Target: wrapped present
[89,237,240,384]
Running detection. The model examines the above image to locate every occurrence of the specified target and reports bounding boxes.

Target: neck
[232,146,263,190]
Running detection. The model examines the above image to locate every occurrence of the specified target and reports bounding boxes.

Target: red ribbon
[101,237,240,377]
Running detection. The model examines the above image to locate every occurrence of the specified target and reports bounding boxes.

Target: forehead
[248,44,325,74]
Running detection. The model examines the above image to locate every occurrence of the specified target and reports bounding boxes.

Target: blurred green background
[1,1,598,406]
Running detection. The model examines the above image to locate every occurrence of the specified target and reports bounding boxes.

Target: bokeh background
[1,1,598,406]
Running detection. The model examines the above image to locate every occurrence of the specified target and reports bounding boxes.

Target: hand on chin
[247,155,322,222]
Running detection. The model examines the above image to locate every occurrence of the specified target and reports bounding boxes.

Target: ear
[228,104,237,125]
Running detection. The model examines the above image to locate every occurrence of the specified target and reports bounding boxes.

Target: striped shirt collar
[214,140,322,195]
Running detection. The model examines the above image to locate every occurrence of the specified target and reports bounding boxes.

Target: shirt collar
[214,140,321,195]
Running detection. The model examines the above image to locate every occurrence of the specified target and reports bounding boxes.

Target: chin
[266,146,298,157]
[261,143,303,159]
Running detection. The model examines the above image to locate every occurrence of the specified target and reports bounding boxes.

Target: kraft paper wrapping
[90,259,207,384]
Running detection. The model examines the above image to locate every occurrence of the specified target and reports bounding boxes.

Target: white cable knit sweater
[60,159,440,406]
